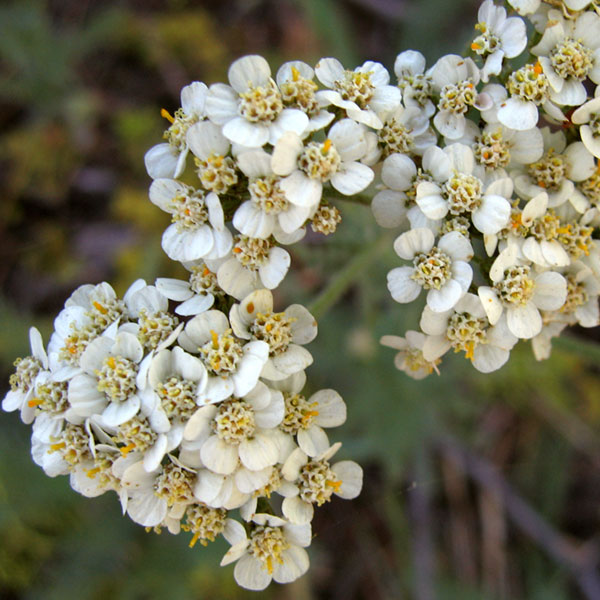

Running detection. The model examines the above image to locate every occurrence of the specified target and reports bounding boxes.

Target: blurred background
[2,0,600,598]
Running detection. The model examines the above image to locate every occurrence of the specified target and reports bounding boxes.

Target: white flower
[144,81,208,179]
[380,330,441,379]
[177,309,269,403]
[420,293,518,373]
[181,380,284,476]
[66,330,145,428]
[3,327,48,424]
[269,371,348,458]
[478,248,568,339]
[186,121,238,195]
[271,120,374,209]
[532,10,600,106]
[415,143,512,235]
[275,61,335,133]
[430,55,487,139]
[471,0,527,82]
[281,443,362,524]
[394,50,436,117]
[572,94,600,159]
[233,149,313,239]
[212,237,292,301]
[205,55,308,148]
[47,282,125,373]
[149,180,232,263]
[513,128,595,208]
[220,514,311,591]
[377,104,436,158]
[156,263,223,317]
[372,145,451,230]
[315,58,401,128]
[229,289,317,381]
[388,228,474,312]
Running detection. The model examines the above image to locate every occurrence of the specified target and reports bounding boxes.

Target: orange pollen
[322,139,333,154]
[265,323,273,332]
[302,409,320,422]
[247,302,255,313]
[326,479,342,492]
[67,343,78,355]
[28,398,43,408]
[161,108,175,123]
[120,442,136,456]
[203,267,211,276]
[534,61,543,75]
[467,82,474,88]
[94,301,108,314]
[233,247,242,254]
[471,42,482,51]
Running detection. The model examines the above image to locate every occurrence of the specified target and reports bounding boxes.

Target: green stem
[308,232,393,320]
[323,188,372,206]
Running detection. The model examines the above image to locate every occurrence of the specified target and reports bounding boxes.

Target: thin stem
[323,188,372,206]
[308,232,393,320]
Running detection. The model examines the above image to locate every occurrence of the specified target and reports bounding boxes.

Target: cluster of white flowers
[379,0,600,378]
[4,0,600,590]
[2,281,362,590]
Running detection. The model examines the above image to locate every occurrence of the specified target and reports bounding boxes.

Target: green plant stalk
[308,232,393,320]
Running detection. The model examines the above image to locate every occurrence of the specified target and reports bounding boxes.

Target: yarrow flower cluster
[4,0,600,590]
[3,282,361,591]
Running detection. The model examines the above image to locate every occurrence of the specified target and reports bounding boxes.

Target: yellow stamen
[161,108,175,123]
[106,356,116,369]
[534,61,543,76]
[291,66,300,82]
[49,442,66,452]
[322,139,332,155]
[28,398,43,408]
[189,532,200,548]
[210,330,219,349]
[302,409,320,422]
[326,479,342,492]
[87,467,101,479]
[266,556,274,574]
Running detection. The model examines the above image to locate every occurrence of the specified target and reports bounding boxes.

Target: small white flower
[144,81,208,179]
[271,119,374,209]
[229,289,317,381]
[156,263,223,316]
[3,327,48,424]
[315,58,401,128]
[532,10,600,106]
[281,443,362,524]
[233,149,313,239]
[394,50,436,117]
[181,380,284,476]
[220,514,311,591]
[380,330,441,379]
[420,293,518,373]
[149,179,232,262]
[471,0,527,82]
[177,309,269,404]
[388,228,474,313]
[572,94,600,159]
[212,237,292,301]
[416,143,512,235]
[205,55,308,148]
